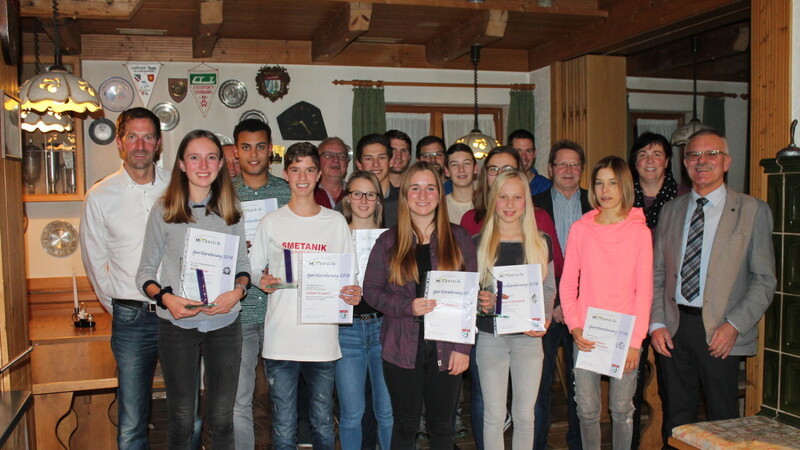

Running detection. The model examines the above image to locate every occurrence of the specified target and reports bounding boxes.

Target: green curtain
[703,96,726,136]
[506,90,535,142]
[352,87,386,143]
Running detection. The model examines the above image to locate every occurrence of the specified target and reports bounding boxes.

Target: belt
[678,304,702,316]
[355,312,382,320]
[114,298,157,312]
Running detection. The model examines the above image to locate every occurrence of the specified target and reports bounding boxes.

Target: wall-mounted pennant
[169,78,188,103]
[125,62,161,108]
[188,65,219,117]
[256,65,290,102]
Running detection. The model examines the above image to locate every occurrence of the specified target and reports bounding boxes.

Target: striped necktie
[680,197,709,302]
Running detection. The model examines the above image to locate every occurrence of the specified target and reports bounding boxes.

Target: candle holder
[72,302,96,328]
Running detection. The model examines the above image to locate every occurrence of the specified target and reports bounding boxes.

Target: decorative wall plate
[255,65,290,102]
[219,79,247,108]
[89,118,116,145]
[213,132,233,146]
[99,77,135,112]
[41,220,79,257]
[239,109,268,124]
[152,102,179,131]
[168,78,188,103]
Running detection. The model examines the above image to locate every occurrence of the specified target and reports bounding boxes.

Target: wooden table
[30,314,118,449]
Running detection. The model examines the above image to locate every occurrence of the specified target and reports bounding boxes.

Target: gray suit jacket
[650,186,776,356]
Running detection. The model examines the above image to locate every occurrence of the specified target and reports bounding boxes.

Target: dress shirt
[80,163,170,312]
[551,188,584,256]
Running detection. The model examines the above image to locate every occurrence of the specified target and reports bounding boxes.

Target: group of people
[79,106,776,450]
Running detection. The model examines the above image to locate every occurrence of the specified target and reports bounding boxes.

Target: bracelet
[153,286,173,310]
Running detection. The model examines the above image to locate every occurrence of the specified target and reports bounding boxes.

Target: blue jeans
[265,359,336,450]
[233,322,264,449]
[111,300,160,450]
[533,320,581,450]
[158,318,242,449]
[335,317,393,450]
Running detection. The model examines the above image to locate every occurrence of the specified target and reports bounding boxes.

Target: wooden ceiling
[18,0,750,81]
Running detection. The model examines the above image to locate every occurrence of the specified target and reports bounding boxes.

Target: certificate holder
[491,264,546,335]
[423,270,479,344]
[262,240,298,289]
[241,198,278,246]
[575,307,636,379]
[297,252,355,324]
[181,227,239,306]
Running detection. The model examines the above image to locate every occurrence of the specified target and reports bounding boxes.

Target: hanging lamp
[20,31,74,133]
[670,36,713,147]
[19,0,101,114]
[455,44,499,159]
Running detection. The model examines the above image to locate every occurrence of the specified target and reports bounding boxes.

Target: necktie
[680,197,709,302]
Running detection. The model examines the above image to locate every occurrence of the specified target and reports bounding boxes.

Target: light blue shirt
[551,188,583,256]
[674,185,726,308]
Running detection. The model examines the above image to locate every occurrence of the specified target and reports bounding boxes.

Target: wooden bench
[668,415,800,449]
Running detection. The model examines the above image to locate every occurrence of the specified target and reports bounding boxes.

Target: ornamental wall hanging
[256,65,290,102]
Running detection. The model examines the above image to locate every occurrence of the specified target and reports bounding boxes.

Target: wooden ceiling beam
[193,0,223,58]
[327,0,607,16]
[425,10,508,65]
[38,18,82,55]
[312,2,372,62]
[527,0,748,70]
[20,0,144,21]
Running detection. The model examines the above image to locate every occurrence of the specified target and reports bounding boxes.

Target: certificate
[492,264,546,335]
[575,307,636,379]
[297,252,355,324]
[241,198,278,245]
[352,229,387,285]
[423,270,479,344]
[181,227,240,303]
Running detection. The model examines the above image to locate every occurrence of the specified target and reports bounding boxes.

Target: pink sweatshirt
[560,207,653,348]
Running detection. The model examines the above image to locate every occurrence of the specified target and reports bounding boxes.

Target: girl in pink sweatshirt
[560,155,653,450]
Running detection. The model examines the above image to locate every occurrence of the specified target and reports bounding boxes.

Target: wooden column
[747,0,792,417]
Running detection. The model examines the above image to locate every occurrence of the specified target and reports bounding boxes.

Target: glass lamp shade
[455,129,499,159]
[20,109,74,133]
[19,69,102,114]
[670,118,713,147]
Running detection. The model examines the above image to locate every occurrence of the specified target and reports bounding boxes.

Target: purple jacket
[363,224,478,371]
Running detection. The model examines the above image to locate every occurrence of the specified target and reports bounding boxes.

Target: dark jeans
[111,300,160,450]
[468,335,484,450]
[158,317,242,449]
[382,340,462,450]
[533,321,582,450]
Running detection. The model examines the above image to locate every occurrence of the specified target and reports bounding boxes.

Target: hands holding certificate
[339,285,363,306]
[572,326,640,374]
[412,297,436,316]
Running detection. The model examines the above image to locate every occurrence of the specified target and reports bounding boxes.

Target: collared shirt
[551,188,584,256]
[232,174,291,325]
[80,163,170,312]
[528,168,553,197]
[674,184,727,308]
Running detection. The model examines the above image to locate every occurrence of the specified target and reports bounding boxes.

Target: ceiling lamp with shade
[670,36,713,147]
[455,44,499,159]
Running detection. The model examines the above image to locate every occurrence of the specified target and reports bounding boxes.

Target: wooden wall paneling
[747,0,791,417]
[27,276,104,317]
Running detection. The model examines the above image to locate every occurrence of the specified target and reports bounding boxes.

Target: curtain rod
[627,88,744,99]
[332,79,536,90]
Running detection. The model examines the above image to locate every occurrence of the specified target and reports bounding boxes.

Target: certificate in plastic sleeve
[241,198,278,246]
[297,252,355,324]
[423,270,479,344]
[492,264,546,335]
[352,229,387,286]
[181,227,240,303]
[575,307,636,379]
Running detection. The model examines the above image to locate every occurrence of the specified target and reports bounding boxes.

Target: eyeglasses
[420,152,444,160]
[321,152,349,161]
[552,161,582,170]
[486,165,517,174]
[684,150,728,161]
[349,191,379,201]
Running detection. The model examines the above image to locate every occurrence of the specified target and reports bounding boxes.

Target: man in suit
[532,140,590,450]
[650,129,776,444]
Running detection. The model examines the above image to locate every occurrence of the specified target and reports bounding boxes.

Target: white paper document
[353,229,388,286]
[181,227,240,303]
[241,199,278,245]
[492,264,546,335]
[297,252,356,324]
[423,271,479,344]
[575,307,636,379]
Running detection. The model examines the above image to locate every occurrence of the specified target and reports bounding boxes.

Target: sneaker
[454,414,468,438]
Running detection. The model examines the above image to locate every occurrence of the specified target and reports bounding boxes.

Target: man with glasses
[355,133,399,227]
[508,129,552,196]
[532,140,590,450]
[416,135,447,175]
[314,137,351,209]
[385,129,413,188]
[650,129,775,445]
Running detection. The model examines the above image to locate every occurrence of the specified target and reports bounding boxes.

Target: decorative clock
[277,101,328,141]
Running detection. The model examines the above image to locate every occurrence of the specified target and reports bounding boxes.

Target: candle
[72,270,79,311]
[495,280,503,315]
[283,249,293,284]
